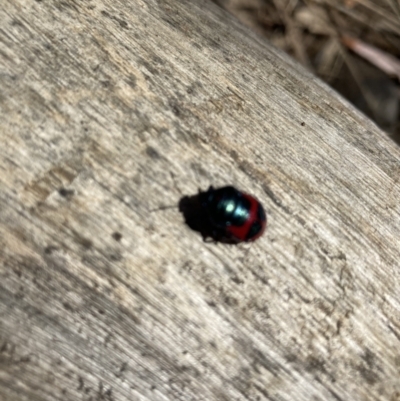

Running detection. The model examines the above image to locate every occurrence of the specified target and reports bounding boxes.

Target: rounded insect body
[200,186,266,243]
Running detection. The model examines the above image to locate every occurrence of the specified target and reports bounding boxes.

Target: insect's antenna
[149,205,177,213]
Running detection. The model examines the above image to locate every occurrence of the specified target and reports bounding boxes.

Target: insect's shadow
[178,192,238,244]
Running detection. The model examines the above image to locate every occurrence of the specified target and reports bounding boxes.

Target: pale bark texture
[1,0,400,400]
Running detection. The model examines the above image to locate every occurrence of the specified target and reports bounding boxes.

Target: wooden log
[1,0,400,400]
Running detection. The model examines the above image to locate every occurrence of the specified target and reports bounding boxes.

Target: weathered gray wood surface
[1,0,400,400]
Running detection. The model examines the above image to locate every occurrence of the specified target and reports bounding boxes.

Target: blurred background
[212,0,400,143]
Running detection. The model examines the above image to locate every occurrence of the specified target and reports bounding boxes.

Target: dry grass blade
[342,35,400,80]
[326,0,400,34]
[212,0,400,140]
[272,0,312,68]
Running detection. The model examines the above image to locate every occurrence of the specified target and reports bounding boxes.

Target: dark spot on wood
[189,162,208,178]
[305,356,327,374]
[391,391,400,401]
[356,348,380,383]
[186,81,203,96]
[192,42,202,51]
[251,348,280,374]
[161,17,180,30]
[112,232,122,241]
[179,364,189,372]
[229,149,239,160]
[362,348,376,367]
[356,364,378,385]
[126,75,137,88]
[101,80,111,88]
[55,1,78,12]
[44,245,58,254]
[58,188,74,198]
[104,387,113,399]
[326,388,345,401]
[19,354,31,363]
[98,309,105,315]
[11,19,24,26]
[336,318,343,334]
[231,275,244,285]
[109,252,122,262]
[78,376,84,390]
[253,383,270,399]
[262,183,291,214]
[140,60,158,75]
[104,334,112,345]
[301,121,305,126]
[152,55,164,65]
[115,362,127,378]
[0,341,12,356]
[285,353,298,363]
[63,302,73,311]
[75,235,93,249]
[118,19,128,29]
[15,287,25,300]
[224,295,238,306]
[169,101,181,116]
[146,146,160,159]
[208,37,221,49]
